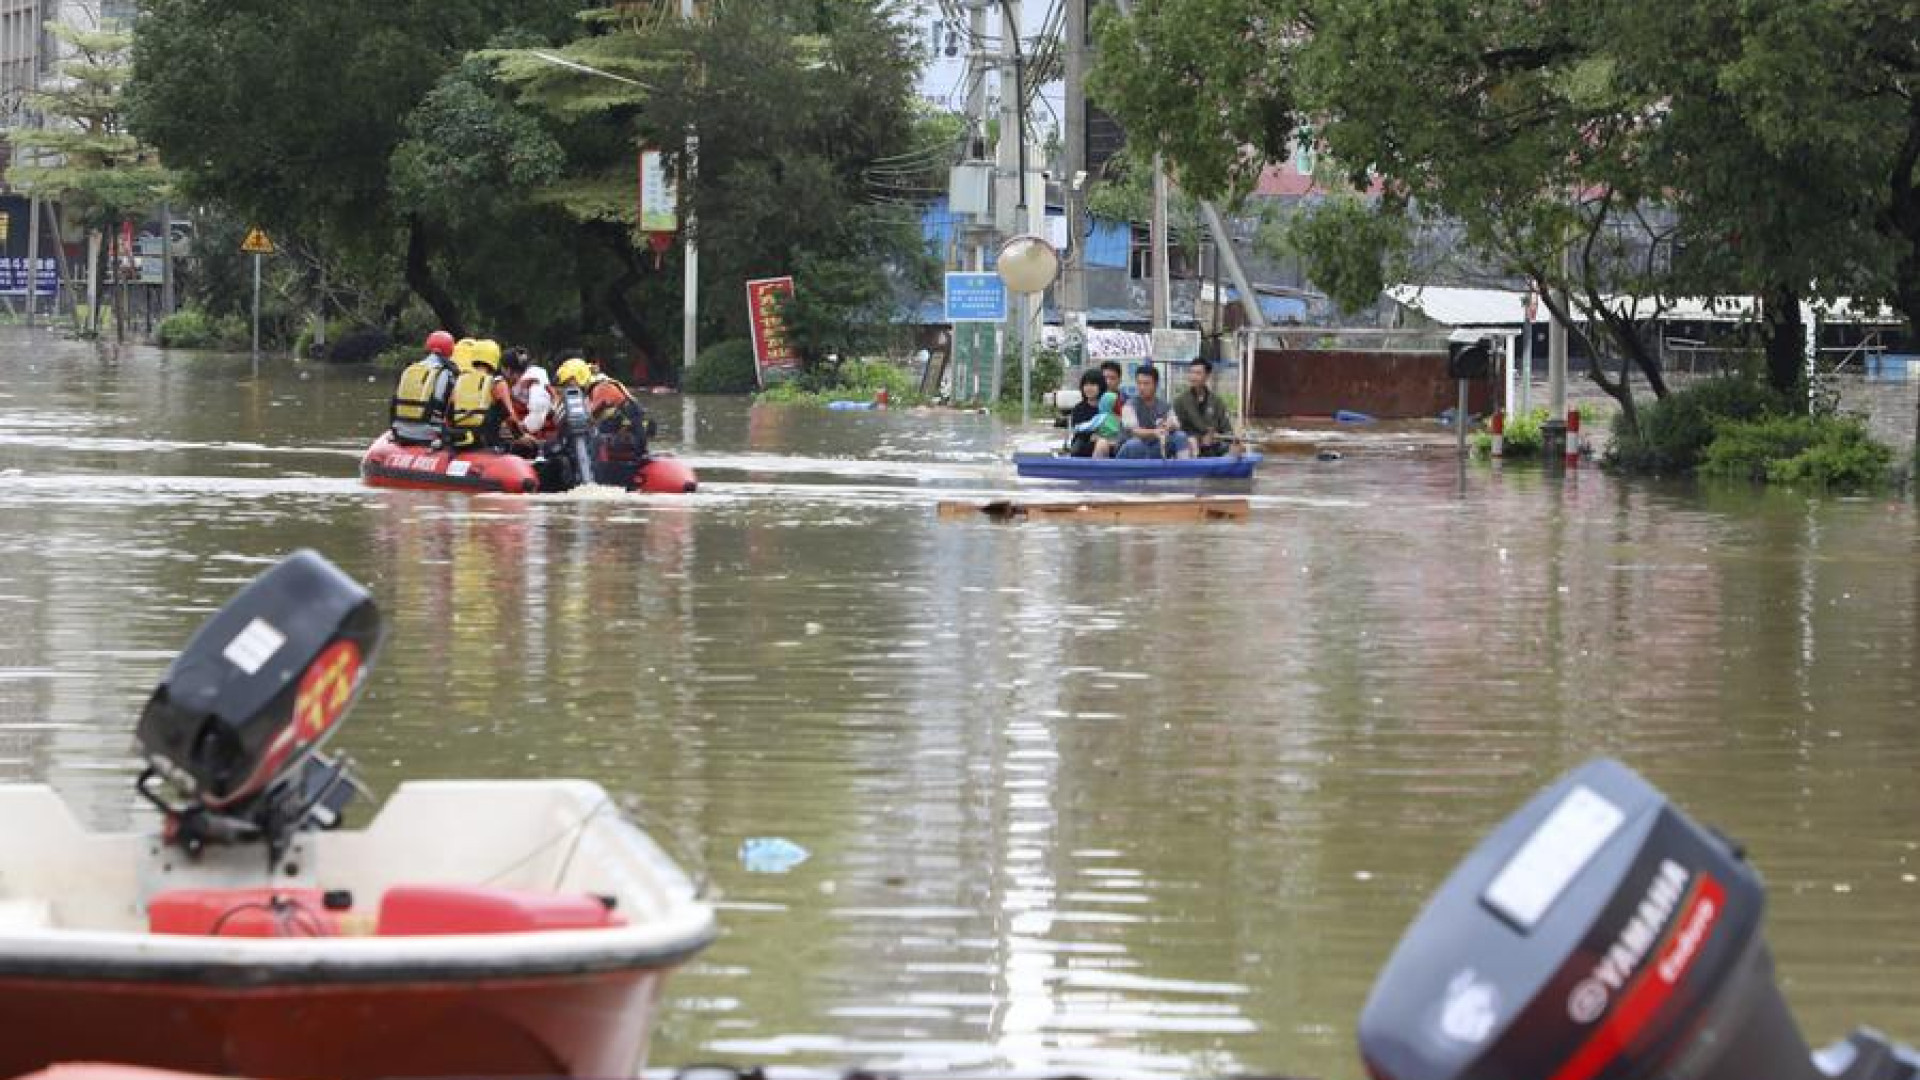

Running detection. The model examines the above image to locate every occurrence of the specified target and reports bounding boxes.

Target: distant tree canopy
[1091,0,1920,418]
[10,22,168,229]
[127,0,936,372]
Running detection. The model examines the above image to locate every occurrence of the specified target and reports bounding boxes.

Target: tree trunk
[1759,285,1805,403]
[85,230,101,333]
[403,214,465,337]
[583,222,665,380]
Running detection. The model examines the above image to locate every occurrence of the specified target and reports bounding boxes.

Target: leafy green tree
[1084,149,1206,262]
[1088,0,1307,201]
[388,57,579,346]
[128,0,579,332]
[9,21,170,332]
[1090,0,1920,425]
[495,0,936,371]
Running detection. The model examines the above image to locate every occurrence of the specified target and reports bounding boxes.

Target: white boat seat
[0,898,53,930]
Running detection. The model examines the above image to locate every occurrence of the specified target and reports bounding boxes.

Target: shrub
[372,344,420,370]
[293,318,347,359]
[998,344,1068,404]
[155,308,250,351]
[842,358,917,400]
[754,357,924,407]
[321,328,393,365]
[1471,404,1603,458]
[1606,377,1786,474]
[1700,414,1892,491]
[683,339,761,394]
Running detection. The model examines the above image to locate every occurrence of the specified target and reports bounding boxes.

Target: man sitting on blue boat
[1173,358,1237,457]
[1118,365,1192,459]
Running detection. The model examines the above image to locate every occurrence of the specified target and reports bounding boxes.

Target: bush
[321,327,393,365]
[755,357,924,407]
[998,344,1068,405]
[1607,377,1786,474]
[155,308,250,351]
[1700,414,1893,491]
[1472,405,1604,458]
[372,344,420,370]
[683,339,760,394]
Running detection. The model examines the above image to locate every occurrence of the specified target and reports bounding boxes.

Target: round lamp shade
[996,234,1060,295]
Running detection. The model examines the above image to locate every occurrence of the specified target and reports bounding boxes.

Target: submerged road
[1,331,1917,1078]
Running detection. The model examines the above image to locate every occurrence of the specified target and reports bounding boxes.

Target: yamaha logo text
[1567,859,1690,1024]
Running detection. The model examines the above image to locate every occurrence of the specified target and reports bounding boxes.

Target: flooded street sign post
[945,271,1008,404]
[241,226,275,358]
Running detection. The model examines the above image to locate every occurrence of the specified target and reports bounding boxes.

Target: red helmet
[425,330,456,357]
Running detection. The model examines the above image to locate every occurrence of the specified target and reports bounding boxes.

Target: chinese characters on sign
[0,257,56,297]
[638,148,678,234]
[746,276,801,384]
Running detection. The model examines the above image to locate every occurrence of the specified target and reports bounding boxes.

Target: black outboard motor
[1359,759,1918,1080]
[550,384,597,492]
[135,550,383,868]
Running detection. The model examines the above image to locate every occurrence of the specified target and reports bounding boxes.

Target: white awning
[1391,286,1904,327]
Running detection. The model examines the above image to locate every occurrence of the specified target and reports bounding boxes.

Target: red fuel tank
[148,888,346,937]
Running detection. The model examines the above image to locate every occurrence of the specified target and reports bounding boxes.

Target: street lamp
[997,234,1059,424]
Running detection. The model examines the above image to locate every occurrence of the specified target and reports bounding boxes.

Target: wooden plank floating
[938,497,1251,524]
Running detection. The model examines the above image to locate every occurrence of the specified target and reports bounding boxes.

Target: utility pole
[993,0,1020,406]
[24,195,39,327]
[23,0,41,329]
[158,201,175,318]
[954,0,993,403]
[1061,0,1087,340]
[1150,154,1170,331]
[1548,286,1568,419]
[681,0,699,375]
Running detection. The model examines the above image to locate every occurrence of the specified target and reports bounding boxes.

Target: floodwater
[1,330,1918,1078]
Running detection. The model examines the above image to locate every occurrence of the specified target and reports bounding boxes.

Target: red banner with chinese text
[746,276,800,384]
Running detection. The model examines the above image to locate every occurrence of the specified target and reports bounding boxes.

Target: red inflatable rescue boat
[359,432,697,495]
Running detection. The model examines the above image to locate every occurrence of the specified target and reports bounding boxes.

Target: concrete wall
[1248,349,1495,419]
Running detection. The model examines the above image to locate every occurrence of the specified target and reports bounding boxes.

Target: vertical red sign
[745,276,801,385]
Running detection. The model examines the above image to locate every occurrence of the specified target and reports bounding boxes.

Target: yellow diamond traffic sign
[240,227,275,255]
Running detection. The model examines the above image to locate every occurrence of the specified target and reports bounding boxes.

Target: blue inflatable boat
[1013,452,1263,481]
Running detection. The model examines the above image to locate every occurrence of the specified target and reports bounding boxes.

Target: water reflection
[0,330,1916,1078]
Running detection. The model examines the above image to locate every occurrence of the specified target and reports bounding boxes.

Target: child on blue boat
[1070,388,1123,459]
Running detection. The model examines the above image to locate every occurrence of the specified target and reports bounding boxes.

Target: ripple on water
[1,343,1917,1077]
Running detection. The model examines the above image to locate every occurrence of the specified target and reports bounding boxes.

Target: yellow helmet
[555,358,593,389]
[450,338,479,373]
[472,339,502,372]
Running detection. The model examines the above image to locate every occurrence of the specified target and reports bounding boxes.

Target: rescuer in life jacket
[445,339,518,452]
[389,330,460,446]
[555,358,652,485]
[500,346,554,454]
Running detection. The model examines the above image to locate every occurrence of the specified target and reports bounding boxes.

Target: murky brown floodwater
[0,329,1917,1078]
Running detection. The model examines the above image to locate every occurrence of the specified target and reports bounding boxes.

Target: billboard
[746,276,801,384]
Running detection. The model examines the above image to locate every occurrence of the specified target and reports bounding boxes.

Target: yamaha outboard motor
[1359,759,1917,1080]
[135,550,383,868]
[550,384,597,492]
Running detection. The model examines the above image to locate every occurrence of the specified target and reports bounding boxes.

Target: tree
[494,0,937,371]
[1089,0,1920,425]
[1088,0,1309,201]
[128,0,580,332]
[9,20,170,334]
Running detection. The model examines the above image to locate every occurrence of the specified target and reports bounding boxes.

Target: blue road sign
[945,272,1007,323]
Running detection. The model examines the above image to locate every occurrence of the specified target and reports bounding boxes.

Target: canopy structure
[1388,285,1905,328]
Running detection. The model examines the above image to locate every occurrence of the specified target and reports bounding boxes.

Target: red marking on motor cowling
[1549,872,1726,1080]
